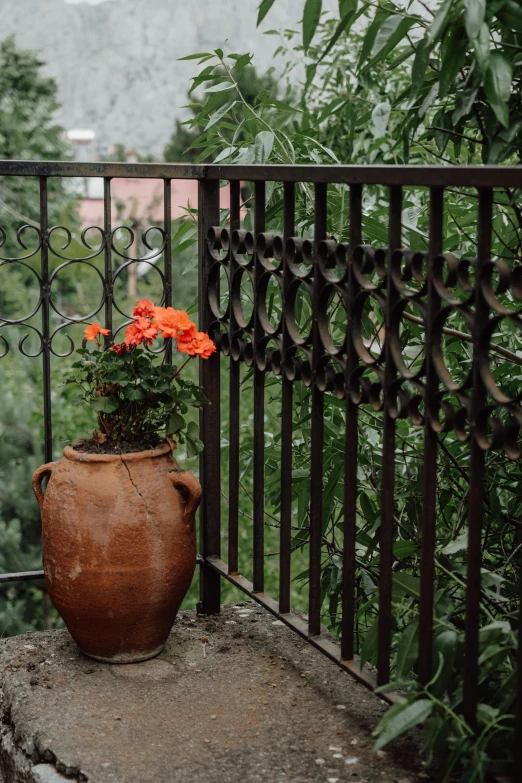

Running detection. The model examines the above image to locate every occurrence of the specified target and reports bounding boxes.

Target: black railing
[0,161,521,780]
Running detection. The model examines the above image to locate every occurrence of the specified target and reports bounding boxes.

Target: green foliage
[164,64,280,163]
[67,341,208,451]
[0,36,77,251]
[188,3,520,778]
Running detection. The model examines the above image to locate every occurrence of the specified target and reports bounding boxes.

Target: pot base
[81,644,165,664]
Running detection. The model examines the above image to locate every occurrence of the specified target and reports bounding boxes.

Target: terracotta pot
[32,443,201,663]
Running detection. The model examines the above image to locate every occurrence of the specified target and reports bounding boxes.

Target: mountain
[0,0,330,157]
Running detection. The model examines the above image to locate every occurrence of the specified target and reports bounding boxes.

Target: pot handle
[168,470,202,527]
[32,462,57,513]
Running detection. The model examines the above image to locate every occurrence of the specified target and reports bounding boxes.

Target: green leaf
[167,412,185,435]
[453,66,481,123]
[392,573,421,600]
[427,0,452,45]
[418,82,438,118]
[441,532,468,554]
[317,6,361,64]
[90,396,119,413]
[339,0,357,15]
[303,0,322,51]
[438,23,467,99]
[358,10,387,70]
[464,0,485,40]
[410,38,430,99]
[124,387,145,401]
[479,621,511,646]
[432,630,458,695]
[371,101,391,136]
[257,0,276,26]
[254,131,275,163]
[373,700,434,751]
[395,622,419,680]
[484,54,512,127]
[205,101,236,130]
[496,0,522,33]
[472,22,490,72]
[360,615,379,669]
[205,81,236,93]
[186,434,205,458]
[178,52,212,61]
[393,540,417,559]
[370,15,415,64]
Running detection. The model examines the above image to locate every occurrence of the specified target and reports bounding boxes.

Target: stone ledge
[0,603,427,783]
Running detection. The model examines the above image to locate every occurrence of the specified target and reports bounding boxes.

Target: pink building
[78,177,201,228]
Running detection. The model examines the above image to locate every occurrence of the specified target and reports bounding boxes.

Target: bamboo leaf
[257,0,276,26]
[395,621,419,680]
[427,0,452,45]
[303,0,322,51]
[484,54,512,127]
[464,0,485,41]
[373,700,434,751]
[372,101,391,136]
[359,615,379,669]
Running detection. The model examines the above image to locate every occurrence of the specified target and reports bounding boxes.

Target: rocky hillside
[1,0,332,156]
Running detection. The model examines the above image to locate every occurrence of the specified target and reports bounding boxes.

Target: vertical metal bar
[253,180,266,593]
[377,185,402,685]
[39,177,52,464]
[163,178,173,364]
[198,178,221,614]
[103,178,113,341]
[228,180,241,575]
[514,557,522,783]
[418,187,443,685]
[341,184,362,660]
[279,181,295,614]
[309,182,327,637]
[463,188,492,728]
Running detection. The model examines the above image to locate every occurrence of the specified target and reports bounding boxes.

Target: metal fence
[0,161,521,780]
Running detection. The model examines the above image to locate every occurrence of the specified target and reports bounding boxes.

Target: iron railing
[0,161,521,780]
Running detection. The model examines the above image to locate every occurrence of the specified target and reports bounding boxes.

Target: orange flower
[154,307,196,339]
[85,323,110,341]
[133,298,156,318]
[176,330,216,359]
[123,317,159,346]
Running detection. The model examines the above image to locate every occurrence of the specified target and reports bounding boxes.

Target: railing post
[198,178,221,615]
[463,187,492,729]
[39,176,52,464]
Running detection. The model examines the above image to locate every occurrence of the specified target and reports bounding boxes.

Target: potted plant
[32,299,216,663]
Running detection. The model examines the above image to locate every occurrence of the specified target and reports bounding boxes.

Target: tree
[164,63,281,163]
[258,0,522,165]
[0,36,78,635]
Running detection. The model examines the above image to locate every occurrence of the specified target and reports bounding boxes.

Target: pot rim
[63,442,173,463]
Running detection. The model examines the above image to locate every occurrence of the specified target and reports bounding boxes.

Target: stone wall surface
[0,602,427,783]
[0,0,336,155]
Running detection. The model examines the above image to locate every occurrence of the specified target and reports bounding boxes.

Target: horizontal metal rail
[0,570,45,584]
[0,160,520,187]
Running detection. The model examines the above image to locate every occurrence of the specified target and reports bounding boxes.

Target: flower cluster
[70,299,215,450]
[84,299,216,360]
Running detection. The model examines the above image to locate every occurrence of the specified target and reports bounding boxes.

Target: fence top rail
[0,160,521,188]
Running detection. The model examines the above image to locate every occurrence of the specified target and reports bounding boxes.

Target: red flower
[124,317,159,346]
[110,341,131,355]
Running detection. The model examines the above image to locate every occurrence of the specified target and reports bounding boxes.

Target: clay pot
[32,443,201,663]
